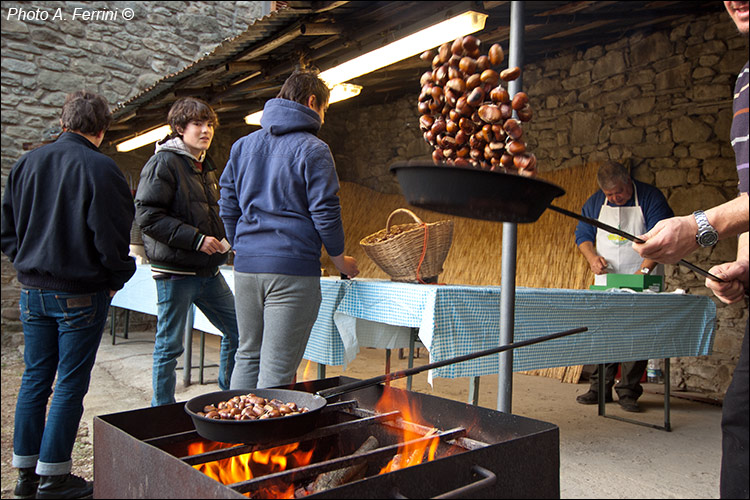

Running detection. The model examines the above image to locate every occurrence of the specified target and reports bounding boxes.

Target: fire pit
[94,376,559,498]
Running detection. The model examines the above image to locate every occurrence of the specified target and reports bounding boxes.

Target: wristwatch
[693,210,719,247]
[640,267,651,275]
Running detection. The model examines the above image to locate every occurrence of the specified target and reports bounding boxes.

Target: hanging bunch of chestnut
[418,34,537,176]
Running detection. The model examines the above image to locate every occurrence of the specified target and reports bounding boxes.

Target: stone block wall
[1,1,264,338]
[320,11,749,397]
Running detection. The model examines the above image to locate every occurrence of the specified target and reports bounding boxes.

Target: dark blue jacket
[1,132,135,292]
[219,98,346,276]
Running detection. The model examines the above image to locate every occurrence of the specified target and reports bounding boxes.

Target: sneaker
[576,390,613,405]
[13,468,39,499]
[36,473,93,499]
[618,396,641,413]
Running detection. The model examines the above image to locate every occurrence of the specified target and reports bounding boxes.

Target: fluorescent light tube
[244,83,362,125]
[318,10,487,87]
[115,125,171,152]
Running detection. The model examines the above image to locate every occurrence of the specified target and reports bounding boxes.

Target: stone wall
[319,11,749,397]
[1,1,264,178]
[1,1,264,336]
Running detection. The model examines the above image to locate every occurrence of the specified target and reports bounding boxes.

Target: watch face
[698,230,719,247]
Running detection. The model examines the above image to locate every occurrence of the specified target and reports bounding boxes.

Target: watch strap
[693,210,718,247]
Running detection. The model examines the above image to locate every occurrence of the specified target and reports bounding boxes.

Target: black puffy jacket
[135,146,227,275]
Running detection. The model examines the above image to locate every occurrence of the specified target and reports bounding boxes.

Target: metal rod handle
[316,327,588,400]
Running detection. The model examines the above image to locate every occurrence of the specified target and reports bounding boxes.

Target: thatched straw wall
[323,164,602,383]
[324,163,600,290]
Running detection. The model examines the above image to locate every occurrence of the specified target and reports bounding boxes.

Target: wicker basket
[360,208,453,283]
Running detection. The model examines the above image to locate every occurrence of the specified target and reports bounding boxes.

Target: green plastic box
[589,273,663,292]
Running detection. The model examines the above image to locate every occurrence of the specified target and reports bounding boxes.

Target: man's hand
[588,255,609,275]
[632,215,699,264]
[578,241,608,274]
[706,260,749,305]
[199,236,225,255]
[331,254,360,279]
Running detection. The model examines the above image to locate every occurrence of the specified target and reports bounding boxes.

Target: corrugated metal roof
[106,1,725,145]
[111,4,305,118]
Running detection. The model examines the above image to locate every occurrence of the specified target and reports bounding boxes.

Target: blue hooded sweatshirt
[219,98,345,276]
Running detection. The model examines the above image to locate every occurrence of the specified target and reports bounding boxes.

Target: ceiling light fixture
[318,9,487,87]
[115,124,171,152]
[244,83,363,126]
[244,9,486,126]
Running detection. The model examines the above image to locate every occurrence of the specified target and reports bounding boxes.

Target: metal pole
[497,0,525,413]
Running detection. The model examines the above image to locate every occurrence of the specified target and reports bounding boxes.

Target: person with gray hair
[573,160,674,412]
[596,160,633,190]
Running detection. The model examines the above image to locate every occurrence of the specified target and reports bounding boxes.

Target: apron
[593,183,663,286]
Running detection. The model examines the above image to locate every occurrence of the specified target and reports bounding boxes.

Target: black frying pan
[185,326,587,443]
[390,161,722,282]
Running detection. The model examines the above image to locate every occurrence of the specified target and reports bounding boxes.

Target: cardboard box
[589,273,663,292]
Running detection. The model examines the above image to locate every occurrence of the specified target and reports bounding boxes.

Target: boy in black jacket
[135,97,239,406]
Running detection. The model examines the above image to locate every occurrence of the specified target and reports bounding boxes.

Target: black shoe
[14,468,39,499]
[36,474,93,499]
[618,396,640,413]
[576,390,613,405]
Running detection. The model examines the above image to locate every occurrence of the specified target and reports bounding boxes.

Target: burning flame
[188,440,314,498]
[186,385,447,497]
[375,385,440,474]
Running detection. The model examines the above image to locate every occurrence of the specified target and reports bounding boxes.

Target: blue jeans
[152,273,239,406]
[12,288,111,476]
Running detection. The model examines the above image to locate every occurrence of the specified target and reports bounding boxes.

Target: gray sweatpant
[230,272,322,390]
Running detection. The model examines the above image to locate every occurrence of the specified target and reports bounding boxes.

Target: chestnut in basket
[417,33,536,176]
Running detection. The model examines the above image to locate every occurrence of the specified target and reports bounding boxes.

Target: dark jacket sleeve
[0,167,19,261]
[135,153,200,251]
[88,154,136,290]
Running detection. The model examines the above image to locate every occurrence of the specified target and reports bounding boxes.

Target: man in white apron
[574,161,674,412]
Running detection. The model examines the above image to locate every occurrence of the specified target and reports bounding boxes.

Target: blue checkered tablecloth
[113,267,716,380]
[327,280,716,379]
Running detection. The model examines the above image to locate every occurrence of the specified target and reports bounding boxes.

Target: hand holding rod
[316,327,588,400]
[547,205,724,282]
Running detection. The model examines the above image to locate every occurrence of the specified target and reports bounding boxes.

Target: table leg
[183,305,195,387]
[407,328,417,391]
[199,330,205,385]
[598,363,606,416]
[599,359,672,432]
[385,349,391,386]
[469,377,480,405]
[124,310,130,339]
[111,308,117,345]
[663,358,671,431]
